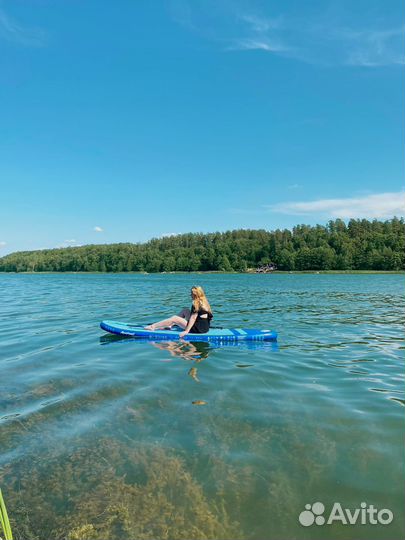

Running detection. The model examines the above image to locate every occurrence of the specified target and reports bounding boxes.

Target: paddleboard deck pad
[100,320,277,342]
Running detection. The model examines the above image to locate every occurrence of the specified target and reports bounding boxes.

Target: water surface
[0,273,404,540]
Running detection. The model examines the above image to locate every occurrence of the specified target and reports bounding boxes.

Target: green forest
[0,218,404,273]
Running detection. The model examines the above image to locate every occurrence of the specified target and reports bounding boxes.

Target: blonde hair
[191,286,212,314]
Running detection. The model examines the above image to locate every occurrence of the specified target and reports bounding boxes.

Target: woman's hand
[179,331,188,339]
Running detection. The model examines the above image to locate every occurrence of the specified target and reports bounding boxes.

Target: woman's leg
[145,315,188,331]
[177,308,191,320]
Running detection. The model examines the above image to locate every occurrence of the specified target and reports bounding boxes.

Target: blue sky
[0,0,404,255]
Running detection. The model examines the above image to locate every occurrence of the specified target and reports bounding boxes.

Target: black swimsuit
[189,305,213,334]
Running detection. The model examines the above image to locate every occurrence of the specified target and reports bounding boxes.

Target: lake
[0,273,404,540]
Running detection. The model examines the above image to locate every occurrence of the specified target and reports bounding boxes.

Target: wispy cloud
[239,14,283,34]
[0,6,45,46]
[0,241,6,248]
[229,12,289,54]
[267,192,405,219]
[232,14,405,66]
[171,2,405,67]
[342,27,405,67]
[93,226,103,232]
[227,37,288,53]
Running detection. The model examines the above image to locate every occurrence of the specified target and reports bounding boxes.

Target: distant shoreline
[2,221,404,273]
[2,270,404,275]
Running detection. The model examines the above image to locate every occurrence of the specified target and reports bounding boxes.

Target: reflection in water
[152,340,211,363]
[98,335,279,415]
[188,367,200,382]
[99,334,279,355]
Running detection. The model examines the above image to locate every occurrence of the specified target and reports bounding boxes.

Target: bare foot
[144,324,156,330]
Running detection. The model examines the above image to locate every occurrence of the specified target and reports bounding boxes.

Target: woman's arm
[179,312,197,338]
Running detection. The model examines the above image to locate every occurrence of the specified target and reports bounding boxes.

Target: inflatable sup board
[100,320,277,342]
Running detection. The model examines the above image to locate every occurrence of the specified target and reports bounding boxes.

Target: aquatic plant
[2,439,238,540]
[0,489,13,540]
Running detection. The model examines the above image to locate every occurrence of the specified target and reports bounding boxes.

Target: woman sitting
[145,286,213,338]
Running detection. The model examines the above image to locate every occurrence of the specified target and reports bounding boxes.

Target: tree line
[0,218,404,273]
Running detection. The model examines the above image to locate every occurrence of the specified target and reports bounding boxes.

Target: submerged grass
[1,402,404,540]
[0,403,339,540]
[1,438,238,540]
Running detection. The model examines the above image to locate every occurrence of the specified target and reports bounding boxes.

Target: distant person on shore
[144,286,213,337]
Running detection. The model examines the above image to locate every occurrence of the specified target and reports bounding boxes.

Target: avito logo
[299,502,393,527]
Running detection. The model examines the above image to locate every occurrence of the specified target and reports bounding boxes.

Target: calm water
[0,273,404,540]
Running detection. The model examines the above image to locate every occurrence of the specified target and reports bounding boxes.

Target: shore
[2,270,404,275]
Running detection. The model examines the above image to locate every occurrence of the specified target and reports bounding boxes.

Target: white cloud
[94,226,103,232]
[161,232,181,237]
[0,241,6,248]
[268,192,405,219]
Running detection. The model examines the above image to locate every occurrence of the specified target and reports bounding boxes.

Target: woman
[145,286,213,338]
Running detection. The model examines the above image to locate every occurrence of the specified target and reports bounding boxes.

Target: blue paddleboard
[100,320,277,342]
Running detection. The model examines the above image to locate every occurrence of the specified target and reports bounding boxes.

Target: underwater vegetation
[1,439,238,540]
[1,396,404,540]
[0,400,344,540]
